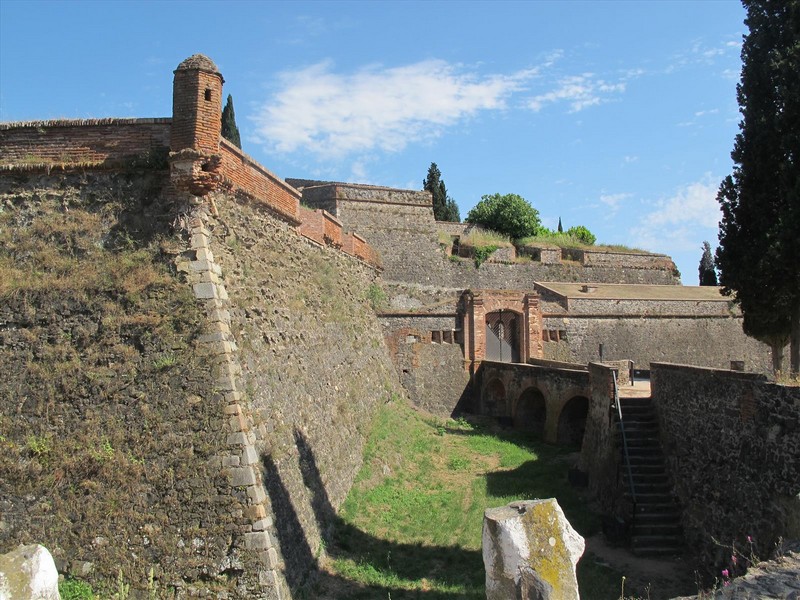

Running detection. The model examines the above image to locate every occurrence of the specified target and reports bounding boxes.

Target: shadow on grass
[262,428,483,599]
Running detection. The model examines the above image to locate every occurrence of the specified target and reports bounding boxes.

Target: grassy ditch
[320,397,626,599]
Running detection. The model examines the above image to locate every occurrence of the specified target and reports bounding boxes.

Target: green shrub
[465,193,542,240]
[60,578,96,600]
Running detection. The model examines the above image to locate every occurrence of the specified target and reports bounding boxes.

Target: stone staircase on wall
[615,395,684,557]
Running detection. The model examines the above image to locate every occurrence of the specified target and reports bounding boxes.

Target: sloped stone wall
[205,190,403,595]
[0,170,250,597]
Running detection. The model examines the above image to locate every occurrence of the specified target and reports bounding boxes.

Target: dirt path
[585,534,698,599]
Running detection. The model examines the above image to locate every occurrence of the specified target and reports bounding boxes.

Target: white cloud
[666,37,742,74]
[599,192,631,211]
[251,60,536,158]
[694,108,719,117]
[629,175,721,253]
[527,73,627,113]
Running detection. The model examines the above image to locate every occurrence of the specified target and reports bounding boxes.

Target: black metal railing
[614,374,637,507]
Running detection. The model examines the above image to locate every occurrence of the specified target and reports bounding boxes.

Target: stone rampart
[378,314,468,415]
[290,180,681,288]
[554,297,735,317]
[207,189,403,595]
[0,119,171,168]
[336,199,452,284]
[445,259,679,288]
[650,363,800,575]
[0,162,401,598]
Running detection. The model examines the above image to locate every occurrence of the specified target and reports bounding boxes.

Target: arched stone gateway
[514,387,547,438]
[484,378,506,416]
[557,396,589,448]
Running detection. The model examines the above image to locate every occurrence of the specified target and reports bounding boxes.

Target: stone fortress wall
[0,54,400,598]
[651,364,800,572]
[285,180,773,411]
[288,178,682,289]
[0,51,795,598]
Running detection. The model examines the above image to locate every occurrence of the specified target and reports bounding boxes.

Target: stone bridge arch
[476,361,592,446]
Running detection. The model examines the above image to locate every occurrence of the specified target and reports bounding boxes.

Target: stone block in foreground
[0,544,60,600]
[483,499,585,600]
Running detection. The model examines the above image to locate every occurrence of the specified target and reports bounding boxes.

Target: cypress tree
[698,241,718,286]
[221,94,242,149]
[716,0,800,374]
[424,162,459,222]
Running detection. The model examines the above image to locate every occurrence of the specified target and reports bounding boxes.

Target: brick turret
[169,54,224,197]
[171,54,224,154]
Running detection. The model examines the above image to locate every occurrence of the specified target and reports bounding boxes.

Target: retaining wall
[651,363,800,575]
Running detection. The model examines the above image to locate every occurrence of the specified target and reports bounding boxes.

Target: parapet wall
[651,364,800,575]
[219,139,300,224]
[563,248,675,271]
[0,119,171,168]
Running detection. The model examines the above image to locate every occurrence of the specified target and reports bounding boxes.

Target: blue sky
[0,0,746,284]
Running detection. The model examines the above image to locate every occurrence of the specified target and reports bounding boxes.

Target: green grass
[459,229,513,248]
[517,232,650,254]
[322,398,625,599]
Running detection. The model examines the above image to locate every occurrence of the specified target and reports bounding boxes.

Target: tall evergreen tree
[424,162,459,222]
[698,241,718,286]
[221,94,242,149]
[557,217,563,233]
[716,0,800,375]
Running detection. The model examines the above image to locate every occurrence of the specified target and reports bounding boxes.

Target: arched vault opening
[557,395,589,448]
[483,378,506,417]
[514,387,547,438]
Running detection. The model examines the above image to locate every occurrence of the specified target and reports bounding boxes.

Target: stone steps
[616,396,684,558]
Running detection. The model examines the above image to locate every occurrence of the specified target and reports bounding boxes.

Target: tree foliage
[221,94,242,149]
[424,162,460,222]
[566,225,596,246]
[698,241,718,286]
[716,0,800,374]
[465,193,541,240]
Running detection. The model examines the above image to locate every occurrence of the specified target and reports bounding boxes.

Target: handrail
[614,373,637,508]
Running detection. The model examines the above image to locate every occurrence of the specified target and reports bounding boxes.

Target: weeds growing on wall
[366,283,388,311]
[318,397,641,599]
[472,244,499,268]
